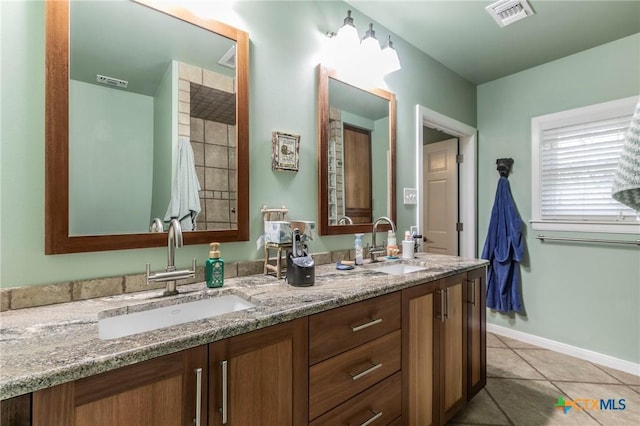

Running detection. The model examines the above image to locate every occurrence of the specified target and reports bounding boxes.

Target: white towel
[612,100,640,212]
[164,137,201,230]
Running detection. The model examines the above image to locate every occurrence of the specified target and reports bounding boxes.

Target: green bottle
[205,242,224,288]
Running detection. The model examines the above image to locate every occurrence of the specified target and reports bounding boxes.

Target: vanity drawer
[309,329,401,420]
[309,292,401,364]
[309,372,401,426]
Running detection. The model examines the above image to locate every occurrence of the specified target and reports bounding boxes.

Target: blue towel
[481,176,524,313]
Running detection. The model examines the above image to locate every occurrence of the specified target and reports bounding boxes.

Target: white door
[423,138,458,255]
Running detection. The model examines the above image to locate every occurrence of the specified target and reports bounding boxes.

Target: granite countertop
[0,254,487,400]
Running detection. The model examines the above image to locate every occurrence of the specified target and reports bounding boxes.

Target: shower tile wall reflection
[328,107,344,225]
[177,61,237,231]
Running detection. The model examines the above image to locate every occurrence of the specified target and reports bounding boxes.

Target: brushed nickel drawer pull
[349,361,382,381]
[351,318,383,332]
[220,360,228,424]
[349,410,383,426]
[193,368,202,426]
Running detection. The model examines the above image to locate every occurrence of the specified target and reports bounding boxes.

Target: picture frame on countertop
[272,131,300,172]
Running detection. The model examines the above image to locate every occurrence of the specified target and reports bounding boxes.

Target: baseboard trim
[487,324,640,377]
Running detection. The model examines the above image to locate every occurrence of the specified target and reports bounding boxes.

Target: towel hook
[496,158,514,178]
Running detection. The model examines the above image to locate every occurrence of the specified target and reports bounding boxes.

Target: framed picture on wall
[272,131,300,172]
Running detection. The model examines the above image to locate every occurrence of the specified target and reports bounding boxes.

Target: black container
[286,252,315,287]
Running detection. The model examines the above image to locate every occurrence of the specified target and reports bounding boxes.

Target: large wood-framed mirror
[317,66,396,235]
[45,0,249,254]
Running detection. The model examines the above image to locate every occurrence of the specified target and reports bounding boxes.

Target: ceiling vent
[485,0,535,28]
[96,74,128,89]
[218,45,236,69]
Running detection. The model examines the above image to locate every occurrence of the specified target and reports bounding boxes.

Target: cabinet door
[402,283,438,426]
[209,318,308,426]
[438,274,468,423]
[467,266,487,399]
[32,346,208,426]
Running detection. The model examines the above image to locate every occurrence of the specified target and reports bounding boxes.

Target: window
[531,96,640,233]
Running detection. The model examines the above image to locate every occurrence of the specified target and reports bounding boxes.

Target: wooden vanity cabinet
[467,266,487,399]
[403,272,469,426]
[208,317,308,426]
[21,267,486,426]
[31,345,208,426]
[309,292,402,425]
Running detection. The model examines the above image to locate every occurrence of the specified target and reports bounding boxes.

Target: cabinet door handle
[349,361,382,381]
[349,410,383,426]
[468,279,476,305]
[194,368,202,426]
[351,317,383,332]
[436,290,446,322]
[220,360,228,424]
[444,287,449,320]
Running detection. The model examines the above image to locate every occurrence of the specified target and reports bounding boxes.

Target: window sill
[530,220,640,235]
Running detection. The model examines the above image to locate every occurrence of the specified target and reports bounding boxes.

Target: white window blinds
[531,96,640,233]
[540,114,636,220]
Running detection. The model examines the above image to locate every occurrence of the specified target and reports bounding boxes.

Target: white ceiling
[346,1,640,84]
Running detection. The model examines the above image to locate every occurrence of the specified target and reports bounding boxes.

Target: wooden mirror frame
[317,65,396,236]
[45,0,249,254]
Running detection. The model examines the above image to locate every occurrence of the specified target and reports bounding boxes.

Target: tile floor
[448,333,640,426]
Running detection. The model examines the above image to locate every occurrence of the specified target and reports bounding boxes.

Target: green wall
[0,0,475,287]
[150,62,175,223]
[477,34,640,363]
[69,80,154,235]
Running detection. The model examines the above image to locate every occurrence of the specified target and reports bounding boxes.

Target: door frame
[416,105,477,258]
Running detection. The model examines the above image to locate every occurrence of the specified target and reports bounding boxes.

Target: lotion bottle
[354,234,364,265]
[205,242,224,288]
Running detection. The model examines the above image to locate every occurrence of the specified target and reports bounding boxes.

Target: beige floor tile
[485,378,599,425]
[515,349,620,383]
[451,388,510,425]
[487,332,507,348]
[495,335,544,350]
[554,381,640,425]
[596,365,640,385]
[488,347,545,380]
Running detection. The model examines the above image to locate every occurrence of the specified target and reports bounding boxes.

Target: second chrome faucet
[369,216,396,262]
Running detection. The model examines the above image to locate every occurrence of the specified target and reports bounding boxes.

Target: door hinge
[456,222,463,232]
[456,154,464,164]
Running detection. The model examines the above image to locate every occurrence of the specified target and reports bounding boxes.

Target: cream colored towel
[164,137,201,230]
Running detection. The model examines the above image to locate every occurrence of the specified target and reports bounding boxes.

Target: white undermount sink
[369,262,429,275]
[98,294,256,340]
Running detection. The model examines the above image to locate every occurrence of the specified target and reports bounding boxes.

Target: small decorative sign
[272,131,300,172]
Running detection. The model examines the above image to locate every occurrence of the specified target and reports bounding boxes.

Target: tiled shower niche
[177,62,237,231]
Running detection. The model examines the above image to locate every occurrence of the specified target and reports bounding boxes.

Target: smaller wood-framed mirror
[317,65,396,235]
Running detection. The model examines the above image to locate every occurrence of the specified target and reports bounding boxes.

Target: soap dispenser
[205,242,224,288]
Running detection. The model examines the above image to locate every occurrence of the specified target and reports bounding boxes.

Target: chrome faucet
[370,216,396,262]
[149,218,164,232]
[338,215,353,225]
[146,219,197,296]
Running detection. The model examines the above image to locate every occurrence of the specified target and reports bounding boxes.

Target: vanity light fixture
[381,35,401,74]
[327,10,401,83]
[335,10,360,52]
[360,23,382,70]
